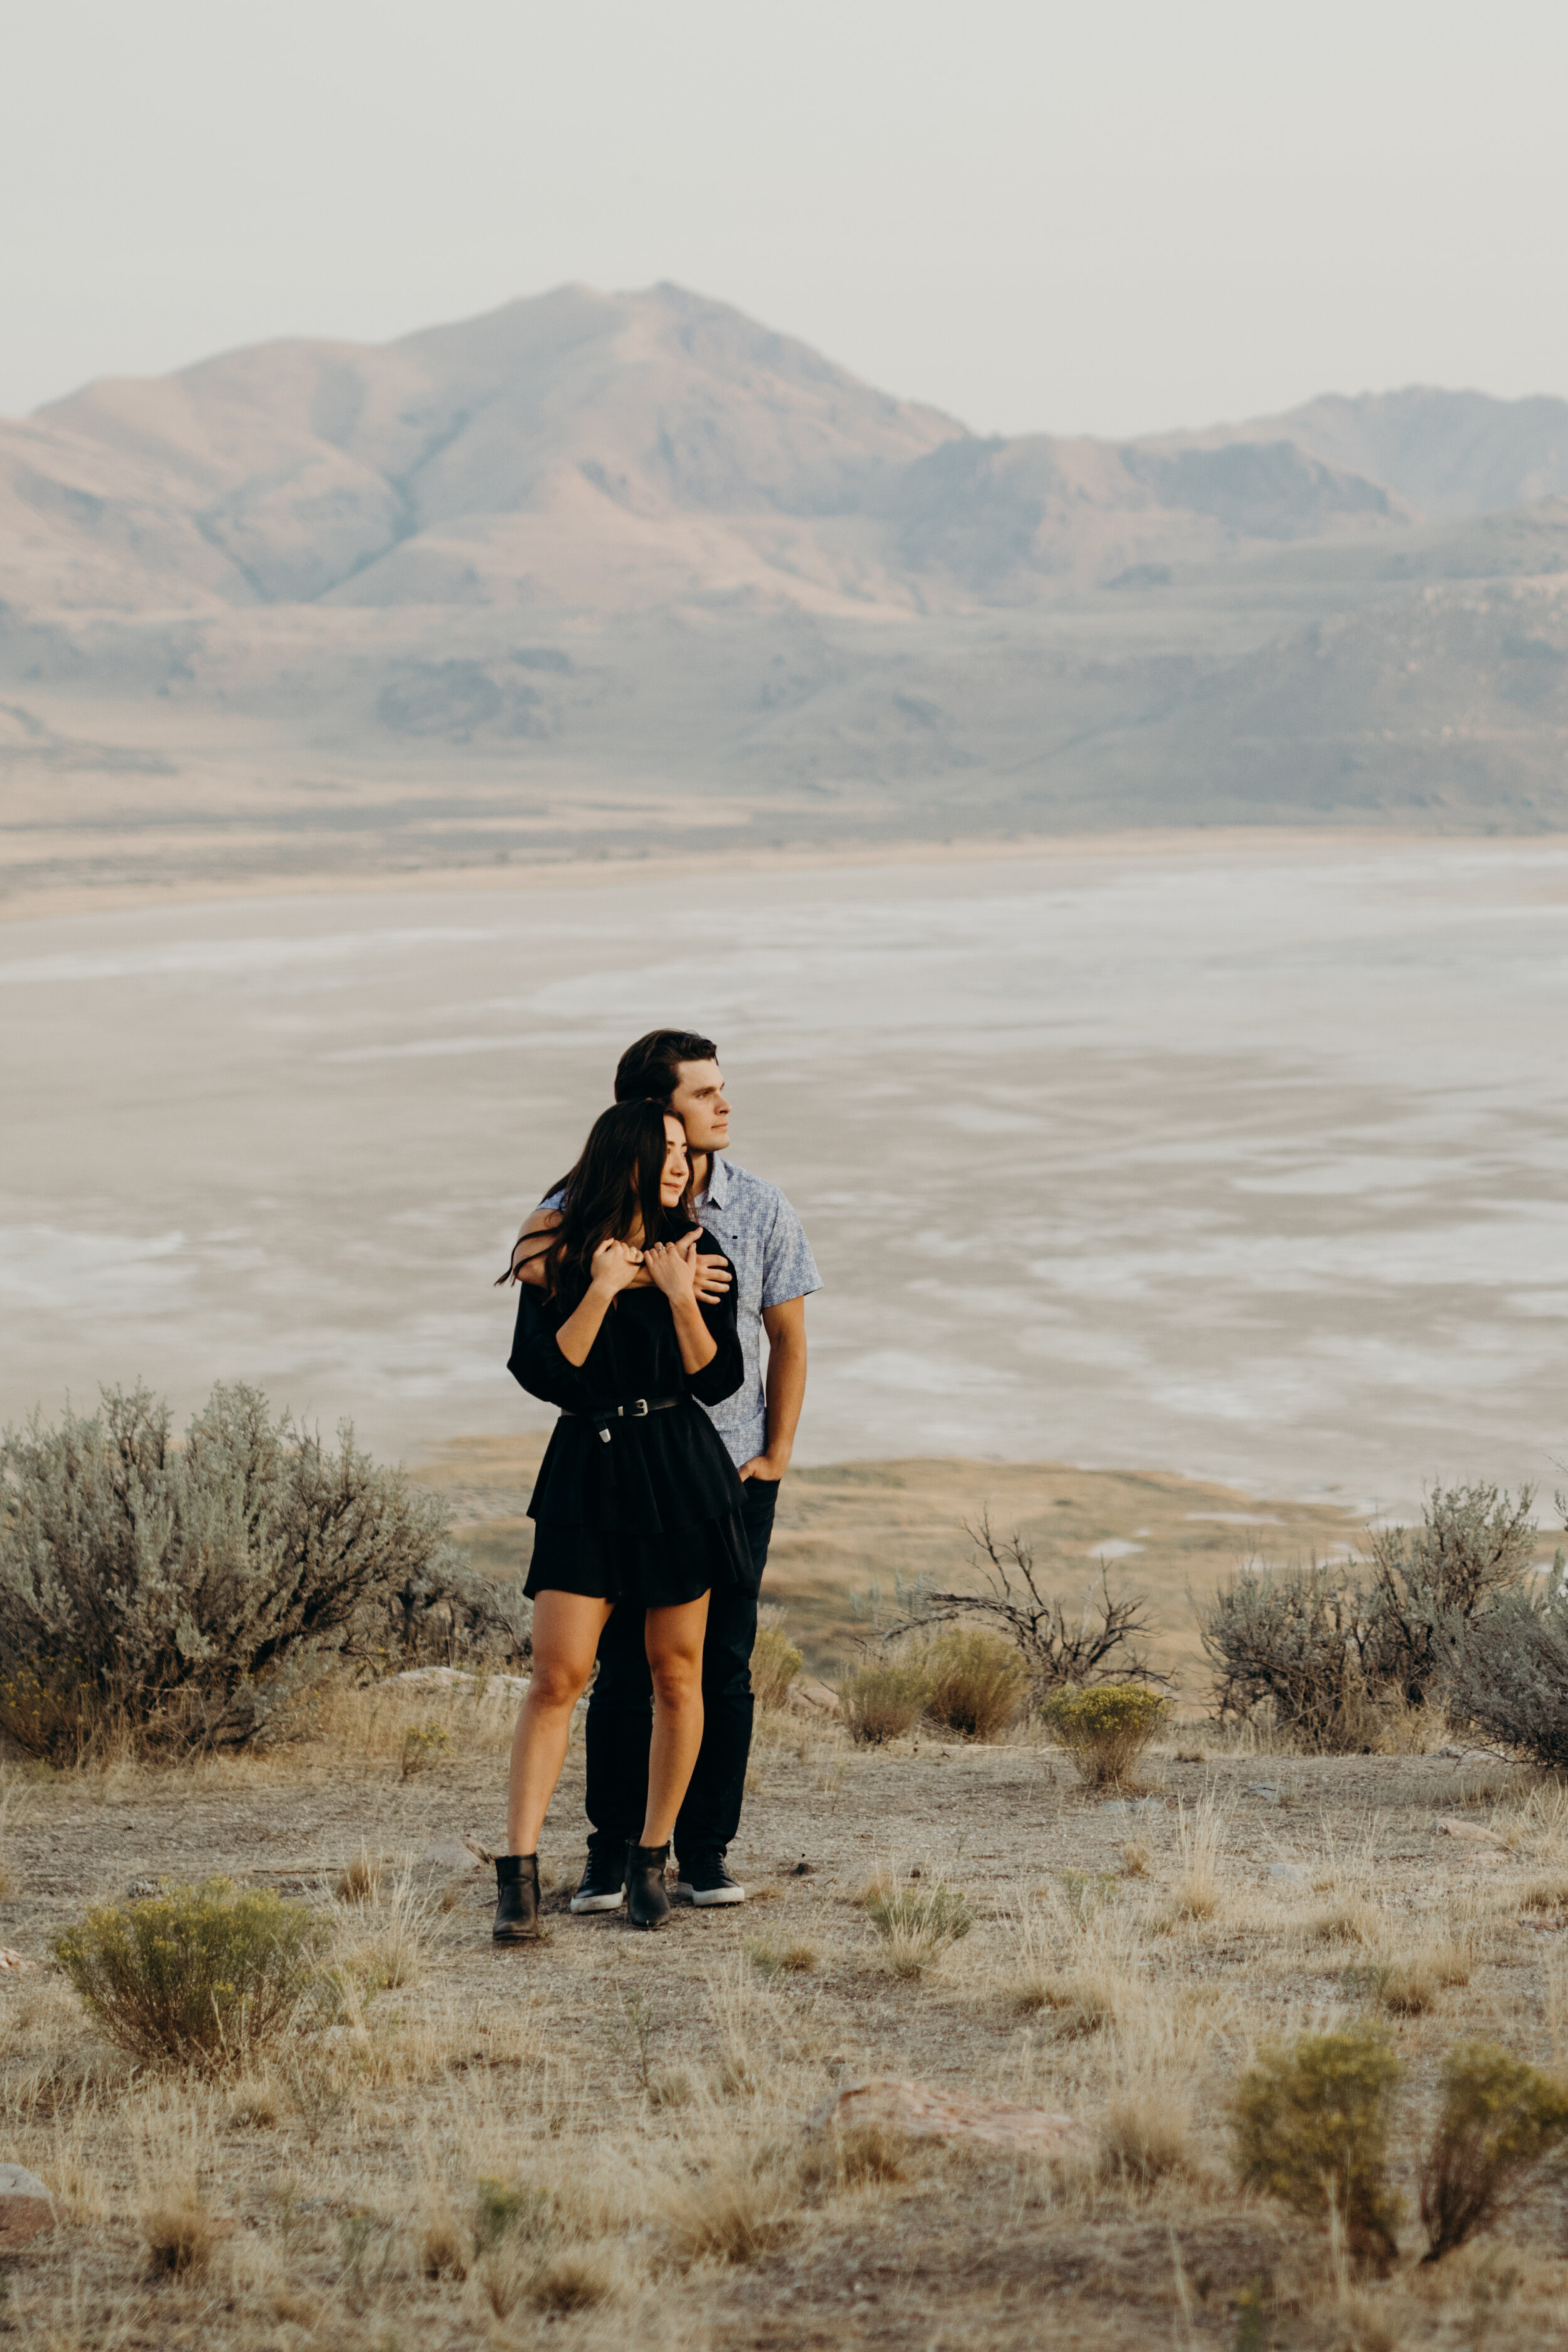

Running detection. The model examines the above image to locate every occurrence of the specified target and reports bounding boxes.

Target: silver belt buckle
[628,1397,649,1418]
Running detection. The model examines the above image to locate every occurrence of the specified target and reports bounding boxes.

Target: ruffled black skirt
[524,1508,750,1610]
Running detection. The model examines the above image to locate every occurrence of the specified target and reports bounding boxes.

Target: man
[510,1029,819,1909]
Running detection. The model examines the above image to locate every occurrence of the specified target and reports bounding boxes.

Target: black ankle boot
[493,1851,541,1943]
[625,1842,671,1931]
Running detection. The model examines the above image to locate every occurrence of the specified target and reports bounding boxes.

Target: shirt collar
[697,1153,733,1211]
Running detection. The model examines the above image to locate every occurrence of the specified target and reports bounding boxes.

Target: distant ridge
[3,283,1568,905]
[0,281,1431,622]
[1153,386,1568,522]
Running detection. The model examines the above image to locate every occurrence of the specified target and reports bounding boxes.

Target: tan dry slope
[410,1439,1367,1690]
[0,283,965,620]
[0,281,1419,625]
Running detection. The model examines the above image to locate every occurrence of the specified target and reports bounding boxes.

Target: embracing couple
[492,1029,819,1937]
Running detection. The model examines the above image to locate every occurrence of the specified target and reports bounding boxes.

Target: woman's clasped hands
[642,1228,702,1304]
[588,1236,644,1295]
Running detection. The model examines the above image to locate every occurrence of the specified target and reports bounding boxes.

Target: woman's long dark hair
[542,1101,694,1304]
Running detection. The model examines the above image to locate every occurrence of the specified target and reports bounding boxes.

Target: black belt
[561,1396,681,1445]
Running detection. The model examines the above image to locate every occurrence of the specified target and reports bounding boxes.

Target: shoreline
[8,820,1568,926]
[406,1430,1388,1519]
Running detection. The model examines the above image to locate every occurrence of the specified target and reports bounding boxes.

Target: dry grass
[302,1670,518,1766]
[1350,1932,1473,2018]
[1167,1794,1224,1920]
[660,2128,800,2266]
[1012,1899,1136,2034]
[921,1629,1027,1741]
[751,1608,805,1713]
[745,1936,819,1976]
[327,1859,435,1994]
[836,1655,933,1745]
[138,2180,223,2275]
[797,2120,908,2189]
[1096,2089,1197,2188]
[4,1668,1568,2349]
[864,1874,975,1977]
[1312,1895,1384,1946]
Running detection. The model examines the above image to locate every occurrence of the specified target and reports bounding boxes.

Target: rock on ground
[790,1679,841,1717]
[394,1667,529,1703]
[805,2077,1089,2157]
[1436,1817,1506,1846]
[419,1836,487,1873]
[0,2166,53,2243]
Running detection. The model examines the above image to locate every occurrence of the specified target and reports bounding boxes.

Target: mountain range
[3,282,1568,903]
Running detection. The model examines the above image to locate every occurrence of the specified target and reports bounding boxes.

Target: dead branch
[879,1509,1162,1695]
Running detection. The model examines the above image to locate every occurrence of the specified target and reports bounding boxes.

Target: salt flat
[3,835,1566,1506]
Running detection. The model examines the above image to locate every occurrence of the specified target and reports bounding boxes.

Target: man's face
[667,1059,730,1154]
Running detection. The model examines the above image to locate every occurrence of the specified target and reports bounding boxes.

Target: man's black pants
[583,1477,779,1860]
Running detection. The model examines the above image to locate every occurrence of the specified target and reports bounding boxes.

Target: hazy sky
[5,0,1567,438]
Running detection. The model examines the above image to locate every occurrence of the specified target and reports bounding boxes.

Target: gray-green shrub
[55,1878,319,2074]
[1441,1568,1568,1771]
[1202,1483,1542,1750]
[1365,1483,1540,1705]
[1200,1563,1379,1750]
[0,1381,489,1757]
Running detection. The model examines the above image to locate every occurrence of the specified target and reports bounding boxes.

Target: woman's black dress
[508,1235,748,1609]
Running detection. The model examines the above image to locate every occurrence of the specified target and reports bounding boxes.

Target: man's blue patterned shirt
[689,1156,821,1466]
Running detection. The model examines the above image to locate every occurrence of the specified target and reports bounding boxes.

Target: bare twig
[878,1510,1160,1697]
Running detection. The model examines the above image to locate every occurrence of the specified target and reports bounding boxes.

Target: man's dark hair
[615,1029,718,1107]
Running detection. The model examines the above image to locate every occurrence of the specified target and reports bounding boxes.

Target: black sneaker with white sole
[569,1847,627,1914]
[676,1850,746,1906]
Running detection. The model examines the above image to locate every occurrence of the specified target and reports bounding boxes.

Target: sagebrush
[1365,1482,1540,1704]
[54,1878,319,2074]
[0,1381,506,1756]
[1441,1568,1568,1771]
[1201,1483,1542,1751]
[1200,1562,1380,1750]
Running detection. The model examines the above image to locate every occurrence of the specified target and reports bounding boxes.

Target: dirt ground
[2,1651,1568,2349]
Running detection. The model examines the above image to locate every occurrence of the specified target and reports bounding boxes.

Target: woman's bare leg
[640,1594,710,1846]
[507,1592,613,1855]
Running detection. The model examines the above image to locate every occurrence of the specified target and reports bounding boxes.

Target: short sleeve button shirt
[691,1157,821,1467]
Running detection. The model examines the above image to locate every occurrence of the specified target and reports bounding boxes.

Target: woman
[497,1100,746,1936]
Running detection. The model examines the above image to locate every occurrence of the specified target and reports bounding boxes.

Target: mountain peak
[1154,384,1568,521]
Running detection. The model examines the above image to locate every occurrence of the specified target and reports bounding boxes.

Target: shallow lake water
[4,838,1567,1508]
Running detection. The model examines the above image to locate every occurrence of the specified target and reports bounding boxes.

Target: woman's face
[659,1114,689,1208]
